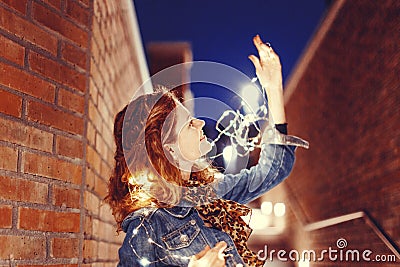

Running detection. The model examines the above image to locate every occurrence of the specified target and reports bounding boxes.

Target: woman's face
[173,102,212,162]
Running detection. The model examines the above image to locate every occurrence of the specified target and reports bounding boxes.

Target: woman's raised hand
[248,34,286,124]
[248,34,283,92]
[188,241,227,267]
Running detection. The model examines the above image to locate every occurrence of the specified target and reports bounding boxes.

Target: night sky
[134,0,328,83]
[133,0,329,167]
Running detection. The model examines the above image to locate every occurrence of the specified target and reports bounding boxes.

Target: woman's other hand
[188,241,227,267]
[248,34,286,124]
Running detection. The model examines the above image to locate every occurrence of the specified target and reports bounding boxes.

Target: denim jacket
[118,143,296,267]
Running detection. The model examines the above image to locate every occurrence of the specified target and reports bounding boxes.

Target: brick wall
[0,0,148,266]
[282,0,399,266]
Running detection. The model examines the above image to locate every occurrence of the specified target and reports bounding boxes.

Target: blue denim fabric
[117,144,296,267]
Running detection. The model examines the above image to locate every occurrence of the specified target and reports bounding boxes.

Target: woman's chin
[199,139,212,156]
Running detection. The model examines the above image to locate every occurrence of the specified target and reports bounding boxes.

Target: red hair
[105,89,215,231]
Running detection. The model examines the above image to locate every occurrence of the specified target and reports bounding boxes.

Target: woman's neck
[178,159,193,180]
[180,170,191,181]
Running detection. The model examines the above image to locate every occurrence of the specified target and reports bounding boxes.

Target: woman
[106,35,297,267]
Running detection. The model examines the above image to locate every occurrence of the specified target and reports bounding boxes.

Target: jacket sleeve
[117,217,158,267]
[212,144,296,204]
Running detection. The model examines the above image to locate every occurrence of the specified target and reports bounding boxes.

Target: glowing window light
[274,202,286,217]
[247,209,268,230]
[261,201,273,215]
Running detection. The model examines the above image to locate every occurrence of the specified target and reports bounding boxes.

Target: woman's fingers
[193,245,210,260]
[248,55,261,71]
[254,34,269,51]
[253,34,263,51]
[212,241,227,255]
[216,242,227,260]
[251,35,272,67]
[189,242,226,267]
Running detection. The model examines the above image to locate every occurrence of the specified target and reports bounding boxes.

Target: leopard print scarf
[182,178,265,267]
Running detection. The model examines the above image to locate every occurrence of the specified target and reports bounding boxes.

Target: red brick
[56,135,83,159]
[51,237,79,258]
[0,62,55,102]
[94,175,107,198]
[0,145,17,171]
[0,176,48,204]
[58,88,85,114]
[32,2,88,48]
[86,121,96,146]
[0,235,45,259]
[29,51,86,93]
[88,79,98,106]
[85,166,95,190]
[0,205,12,228]
[27,100,84,135]
[88,100,102,132]
[0,117,53,152]
[83,239,98,260]
[41,0,62,11]
[65,0,90,27]
[61,41,87,69]
[78,0,89,7]
[282,1,400,258]
[0,6,57,54]
[86,145,101,171]
[0,34,25,65]
[1,0,28,15]
[52,184,80,208]
[84,214,93,236]
[22,151,82,184]
[18,207,80,232]
[91,22,102,59]
[95,134,108,159]
[0,89,22,117]
[99,202,115,224]
[18,265,78,267]
[84,191,99,215]
[98,242,119,261]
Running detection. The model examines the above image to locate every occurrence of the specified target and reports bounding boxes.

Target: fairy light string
[127,209,192,266]
[210,79,309,159]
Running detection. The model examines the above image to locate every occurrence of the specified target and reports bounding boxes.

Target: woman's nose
[194,118,205,128]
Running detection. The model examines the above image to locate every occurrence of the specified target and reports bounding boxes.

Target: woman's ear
[164,144,179,164]
[163,144,175,154]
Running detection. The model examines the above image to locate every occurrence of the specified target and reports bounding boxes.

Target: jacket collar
[162,206,192,218]
[121,207,156,232]
[121,206,193,232]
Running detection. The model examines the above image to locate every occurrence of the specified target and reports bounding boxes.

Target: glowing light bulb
[223,146,234,162]
[139,258,150,266]
[241,84,260,114]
